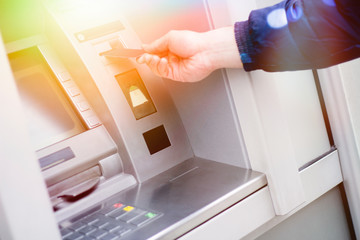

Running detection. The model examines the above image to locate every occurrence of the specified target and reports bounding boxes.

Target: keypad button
[99,207,116,216]
[145,212,158,219]
[118,209,145,223]
[112,203,124,209]
[108,209,126,219]
[113,227,132,236]
[123,206,134,212]
[99,233,119,240]
[78,225,97,235]
[83,214,104,225]
[69,221,87,231]
[64,231,83,240]
[60,228,73,237]
[101,223,120,232]
[129,215,151,226]
[92,219,108,228]
[89,229,107,239]
[80,236,95,240]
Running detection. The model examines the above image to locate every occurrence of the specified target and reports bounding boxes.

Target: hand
[136,26,243,82]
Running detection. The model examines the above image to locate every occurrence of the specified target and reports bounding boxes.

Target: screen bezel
[8,46,86,151]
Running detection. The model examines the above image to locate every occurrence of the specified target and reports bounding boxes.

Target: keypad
[60,202,161,240]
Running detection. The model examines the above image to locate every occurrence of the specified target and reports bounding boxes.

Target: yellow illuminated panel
[129,85,148,107]
[115,69,156,120]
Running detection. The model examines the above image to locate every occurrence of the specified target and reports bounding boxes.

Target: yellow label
[123,206,134,212]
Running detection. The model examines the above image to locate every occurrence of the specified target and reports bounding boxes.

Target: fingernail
[170,56,179,63]
[136,56,143,63]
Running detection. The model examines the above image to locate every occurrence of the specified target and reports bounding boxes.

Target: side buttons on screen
[58,71,71,82]
[86,115,101,128]
[76,101,90,112]
[55,70,101,129]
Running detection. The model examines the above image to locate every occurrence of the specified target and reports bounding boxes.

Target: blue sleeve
[235,0,360,72]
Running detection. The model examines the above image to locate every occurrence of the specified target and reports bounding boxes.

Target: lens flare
[322,0,336,7]
[286,2,303,22]
[267,8,288,29]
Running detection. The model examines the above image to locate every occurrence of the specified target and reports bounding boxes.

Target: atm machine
[1,0,265,239]
[0,0,357,239]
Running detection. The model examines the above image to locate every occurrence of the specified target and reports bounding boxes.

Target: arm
[137,0,360,80]
[236,0,360,71]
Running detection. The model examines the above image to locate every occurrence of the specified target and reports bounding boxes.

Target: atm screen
[8,47,85,150]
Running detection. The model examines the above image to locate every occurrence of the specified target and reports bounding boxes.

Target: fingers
[136,53,157,67]
[148,54,161,75]
[136,53,149,64]
[136,53,169,78]
[158,57,169,76]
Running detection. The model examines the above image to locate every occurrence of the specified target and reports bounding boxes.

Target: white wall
[255,186,353,240]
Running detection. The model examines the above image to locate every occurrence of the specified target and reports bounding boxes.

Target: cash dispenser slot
[39,147,76,171]
[37,126,126,210]
[49,166,101,208]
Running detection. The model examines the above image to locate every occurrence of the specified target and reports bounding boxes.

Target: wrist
[202,26,243,70]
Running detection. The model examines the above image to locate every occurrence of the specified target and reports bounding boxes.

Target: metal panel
[56,158,266,239]
[179,187,274,240]
[318,59,360,238]
[0,33,60,240]
[243,150,344,239]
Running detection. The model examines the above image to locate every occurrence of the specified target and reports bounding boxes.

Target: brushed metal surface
[104,157,266,239]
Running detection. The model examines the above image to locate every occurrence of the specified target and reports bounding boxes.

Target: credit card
[100,48,145,58]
